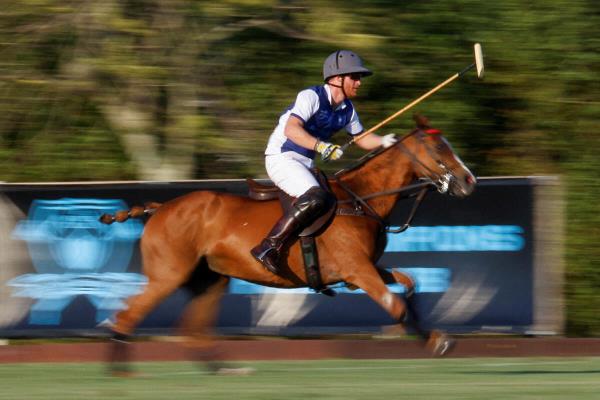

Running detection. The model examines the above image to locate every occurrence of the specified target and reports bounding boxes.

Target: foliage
[0,0,598,334]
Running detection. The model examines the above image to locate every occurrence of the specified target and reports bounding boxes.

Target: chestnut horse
[101,119,475,373]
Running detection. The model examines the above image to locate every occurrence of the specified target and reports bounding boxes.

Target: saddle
[246,179,280,201]
[246,171,337,296]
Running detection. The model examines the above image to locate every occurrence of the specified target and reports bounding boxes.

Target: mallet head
[474,43,484,79]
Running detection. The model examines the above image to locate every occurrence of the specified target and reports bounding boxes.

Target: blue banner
[0,178,540,336]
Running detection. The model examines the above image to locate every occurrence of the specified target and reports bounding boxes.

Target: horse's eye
[435,143,446,151]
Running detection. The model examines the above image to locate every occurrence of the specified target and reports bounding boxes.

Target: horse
[100,116,476,374]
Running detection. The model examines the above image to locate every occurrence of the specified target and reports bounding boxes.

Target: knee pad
[293,186,336,223]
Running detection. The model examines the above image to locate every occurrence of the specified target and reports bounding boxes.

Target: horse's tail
[99,202,163,224]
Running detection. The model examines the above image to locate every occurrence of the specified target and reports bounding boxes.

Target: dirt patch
[2,337,600,363]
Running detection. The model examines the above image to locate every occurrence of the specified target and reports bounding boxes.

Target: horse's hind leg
[177,271,254,375]
[107,276,188,375]
[112,277,186,335]
[179,274,233,372]
[108,252,196,375]
[179,271,228,366]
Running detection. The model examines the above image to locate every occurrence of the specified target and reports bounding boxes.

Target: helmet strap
[327,76,348,103]
[327,76,342,89]
[340,75,348,99]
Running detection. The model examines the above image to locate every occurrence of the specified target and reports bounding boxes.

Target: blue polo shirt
[265,84,363,158]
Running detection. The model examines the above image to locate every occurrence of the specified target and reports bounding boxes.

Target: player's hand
[315,141,343,161]
[381,133,397,148]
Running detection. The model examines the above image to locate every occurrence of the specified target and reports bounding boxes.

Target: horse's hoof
[427,331,455,357]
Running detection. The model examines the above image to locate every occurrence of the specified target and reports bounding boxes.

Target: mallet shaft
[350,68,469,145]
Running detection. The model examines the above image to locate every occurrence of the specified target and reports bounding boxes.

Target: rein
[332,128,455,234]
[334,176,433,234]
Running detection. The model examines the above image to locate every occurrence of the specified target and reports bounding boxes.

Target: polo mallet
[341,43,484,150]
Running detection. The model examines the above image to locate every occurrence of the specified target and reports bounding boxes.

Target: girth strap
[300,237,336,297]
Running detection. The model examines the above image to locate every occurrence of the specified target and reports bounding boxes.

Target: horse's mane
[333,129,417,178]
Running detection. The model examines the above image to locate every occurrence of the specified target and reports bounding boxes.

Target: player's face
[342,73,362,98]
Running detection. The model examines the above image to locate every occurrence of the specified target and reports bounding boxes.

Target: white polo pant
[265,152,319,198]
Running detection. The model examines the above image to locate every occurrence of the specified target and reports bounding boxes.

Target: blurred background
[0,0,598,335]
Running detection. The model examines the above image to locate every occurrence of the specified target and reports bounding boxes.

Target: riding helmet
[323,50,373,81]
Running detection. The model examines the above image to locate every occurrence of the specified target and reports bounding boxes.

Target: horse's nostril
[466,175,476,185]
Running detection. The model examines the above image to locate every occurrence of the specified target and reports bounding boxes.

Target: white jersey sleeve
[346,105,364,136]
[288,89,320,123]
[265,89,320,156]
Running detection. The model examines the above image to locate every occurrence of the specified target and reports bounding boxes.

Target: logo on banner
[9,198,146,325]
[385,225,525,252]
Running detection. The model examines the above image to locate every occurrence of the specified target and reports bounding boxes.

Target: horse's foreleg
[377,269,416,297]
[379,269,455,356]
[347,270,454,356]
[377,268,424,333]
[375,268,422,337]
[346,273,408,324]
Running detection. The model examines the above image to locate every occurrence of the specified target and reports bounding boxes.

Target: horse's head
[399,115,476,197]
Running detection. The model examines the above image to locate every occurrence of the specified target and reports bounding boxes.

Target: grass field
[1,358,600,400]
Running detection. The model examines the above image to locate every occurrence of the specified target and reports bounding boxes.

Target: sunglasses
[346,73,363,81]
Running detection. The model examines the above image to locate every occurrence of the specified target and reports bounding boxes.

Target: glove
[315,141,343,161]
[381,133,397,148]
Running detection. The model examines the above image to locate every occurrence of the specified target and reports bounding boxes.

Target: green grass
[1,358,600,400]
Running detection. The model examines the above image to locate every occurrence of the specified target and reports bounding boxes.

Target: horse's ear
[413,113,431,129]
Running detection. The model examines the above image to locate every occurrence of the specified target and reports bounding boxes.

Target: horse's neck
[336,146,414,218]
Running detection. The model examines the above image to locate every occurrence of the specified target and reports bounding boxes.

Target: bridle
[333,128,458,233]
[397,128,457,195]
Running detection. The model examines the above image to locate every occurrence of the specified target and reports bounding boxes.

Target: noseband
[397,129,456,194]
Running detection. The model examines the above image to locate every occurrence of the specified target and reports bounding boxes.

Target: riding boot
[250,212,304,275]
[251,186,335,275]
